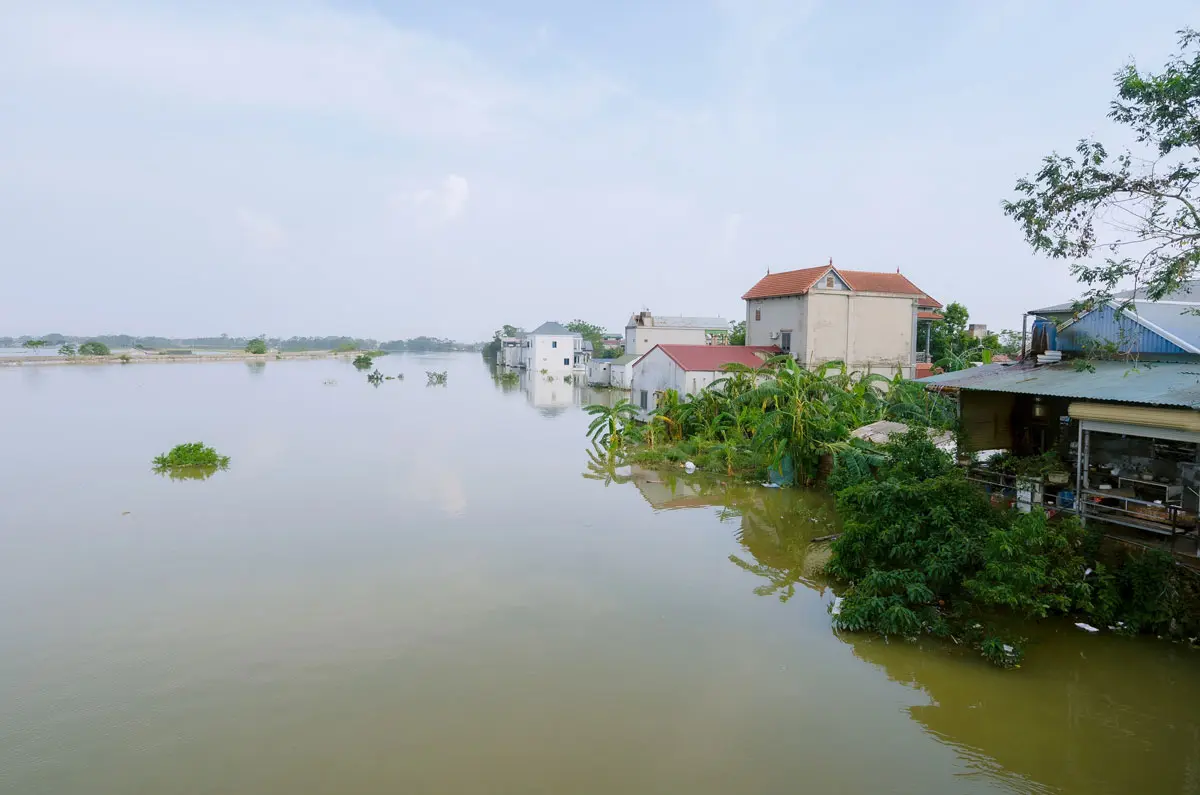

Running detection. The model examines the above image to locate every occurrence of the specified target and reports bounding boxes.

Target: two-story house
[521,321,583,372]
[624,311,729,355]
[742,263,939,379]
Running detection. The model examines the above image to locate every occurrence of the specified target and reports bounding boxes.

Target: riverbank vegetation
[583,356,1199,667]
[78,341,110,356]
[587,356,954,483]
[245,338,267,354]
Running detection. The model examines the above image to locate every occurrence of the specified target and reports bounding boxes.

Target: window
[826,276,835,288]
[781,331,791,352]
[639,390,648,409]
[755,309,761,321]
[563,358,570,366]
[691,378,697,391]
[552,341,557,348]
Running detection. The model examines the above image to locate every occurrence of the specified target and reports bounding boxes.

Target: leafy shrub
[827,428,1094,667]
[58,343,76,356]
[153,442,230,470]
[245,338,267,354]
[352,354,373,369]
[78,341,110,356]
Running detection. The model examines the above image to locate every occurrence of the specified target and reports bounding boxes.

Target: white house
[586,357,612,386]
[522,321,582,372]
[624,311,730,355]
[742,263,939,379]
[630,344,779,417]
[607,352,642,389]
[496,336,524,368]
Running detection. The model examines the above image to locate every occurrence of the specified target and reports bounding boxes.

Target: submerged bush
[352,354,373,369]
[827,428,1095,667]
[153,442,230,471]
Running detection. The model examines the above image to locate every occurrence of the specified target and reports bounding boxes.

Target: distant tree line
[2,334,482,352]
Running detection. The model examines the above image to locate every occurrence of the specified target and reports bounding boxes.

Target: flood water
[2,353,1199,794]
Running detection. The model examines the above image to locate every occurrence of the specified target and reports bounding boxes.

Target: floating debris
[684,461,696,473]
[830,597,843,616]
[1075,622,1100,633]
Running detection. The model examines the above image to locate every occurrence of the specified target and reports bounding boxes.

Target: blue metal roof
[920,361,1200,409]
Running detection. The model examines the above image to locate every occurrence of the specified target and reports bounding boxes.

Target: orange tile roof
[647,344,779,372]
[743,265,940,307]
[838,270,926,296]
[917,310,943,320]
[741,266,831,300]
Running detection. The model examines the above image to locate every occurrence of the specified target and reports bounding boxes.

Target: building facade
[522,321,583,372]
[624,311,729,356]
[630,344,778,418]
[742,264,938,379]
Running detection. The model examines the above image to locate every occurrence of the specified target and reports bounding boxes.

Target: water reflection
[490,365,624,415]
[594,459,1200,795]
[153,464,226,481]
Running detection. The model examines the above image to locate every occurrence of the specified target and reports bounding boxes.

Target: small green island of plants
[153,442,230,478]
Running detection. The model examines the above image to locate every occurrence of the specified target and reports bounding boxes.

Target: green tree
[22,339,46,350]
[58,343,76,356]
[729,320,746,346]
[1004,29,1200,307]
[929,302,971,362]
[78,341,110,356]
[245,338,267,355]
[584,399,639,452]
[567,320,605,348]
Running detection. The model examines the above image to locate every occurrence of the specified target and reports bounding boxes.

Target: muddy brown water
[2,354,1198,794]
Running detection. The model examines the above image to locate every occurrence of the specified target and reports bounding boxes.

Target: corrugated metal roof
[920,361,1200,408]
[610,353,642,366]
[1030,280,1200,315]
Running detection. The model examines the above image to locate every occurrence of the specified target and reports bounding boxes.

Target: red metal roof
[646,344,780,372]
[742,265,939,307]
[917,310,944,320]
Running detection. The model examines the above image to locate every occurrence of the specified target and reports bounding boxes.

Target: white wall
[610,361,633,389]
[586,359,612,385]
[528,334,577,372]
[630,348,728,419]
[630,347,682,418]
[805,291,915,377]
[624,325,710,355]
[746,295,806,354]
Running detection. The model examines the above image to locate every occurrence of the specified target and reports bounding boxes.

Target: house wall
[610,362,632,389]
[624,325,710,355]
[529,335,577,372]
[1057,304,1187,356]
[630,347,686,418]
[746,295,807,354]
[805,291,916,377]
[586,359,612,386]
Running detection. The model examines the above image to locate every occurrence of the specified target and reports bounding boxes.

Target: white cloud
[235,208,285,250]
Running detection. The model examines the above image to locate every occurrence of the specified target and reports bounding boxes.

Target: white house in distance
[742,263,939,379]
[625,311,730,355]
[631,344,779,417]
[521,321,583,372]
[496,336,523,368]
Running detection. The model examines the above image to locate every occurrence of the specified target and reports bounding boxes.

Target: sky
[1,0,1197,341]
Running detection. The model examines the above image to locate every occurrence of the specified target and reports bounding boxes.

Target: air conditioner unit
[769,331,780,340]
